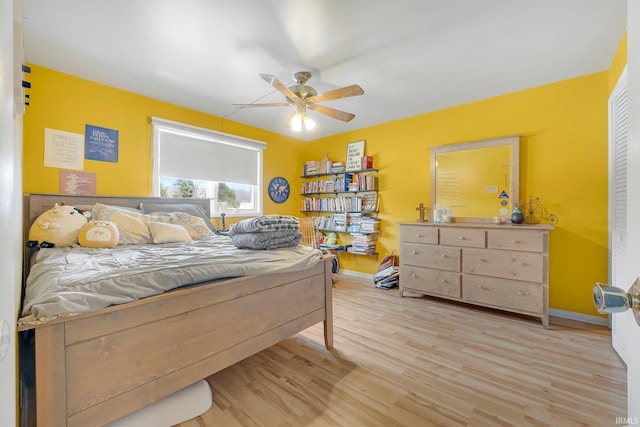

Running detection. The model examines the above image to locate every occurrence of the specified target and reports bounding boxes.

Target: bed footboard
[22,256,333,427]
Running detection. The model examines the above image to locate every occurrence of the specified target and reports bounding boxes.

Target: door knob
[593,277,640,326]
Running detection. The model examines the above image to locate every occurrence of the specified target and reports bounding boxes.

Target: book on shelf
[361,156,373,170]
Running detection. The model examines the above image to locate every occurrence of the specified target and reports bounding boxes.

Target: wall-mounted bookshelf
[301,165,380,256]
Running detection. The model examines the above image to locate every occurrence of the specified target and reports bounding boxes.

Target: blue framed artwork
[85,124,118,163]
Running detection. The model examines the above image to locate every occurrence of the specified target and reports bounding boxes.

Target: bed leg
[324,257,334,349]
[35,323,67,426]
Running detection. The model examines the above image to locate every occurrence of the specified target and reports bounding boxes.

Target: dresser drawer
[463,275,543,313]
[401,266,460,298]
[401,243,461,271]
[462,248,544,283]
[487,229,545,252]
[440,227,486,248]
[400,225,438,244]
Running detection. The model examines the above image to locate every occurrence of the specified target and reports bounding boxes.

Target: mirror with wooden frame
[430,136,520,222]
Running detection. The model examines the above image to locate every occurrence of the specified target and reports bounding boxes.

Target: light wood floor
[177,274,627,427]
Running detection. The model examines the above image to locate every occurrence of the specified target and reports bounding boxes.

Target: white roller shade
[152,117,266,186]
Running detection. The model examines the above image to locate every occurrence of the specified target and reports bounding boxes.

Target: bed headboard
[24,193,212,226]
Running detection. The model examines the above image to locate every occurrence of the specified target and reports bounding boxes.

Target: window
[151,117,266,217]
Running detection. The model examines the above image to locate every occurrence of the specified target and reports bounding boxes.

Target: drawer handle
[416,233,423,237]
[410,273,417,278]
[511,239,519,243]
[441,253,448,258]
[517,291,531,296]
[478,257,487,262]
[440,278,448,283]
[458,236,465,240]
[479,285,493,291]
[412,250,418,255]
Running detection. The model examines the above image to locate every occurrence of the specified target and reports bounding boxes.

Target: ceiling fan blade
[232,102,290,108]
[259,73,301,101]
[308,104,356,122]
[307,84,364,103]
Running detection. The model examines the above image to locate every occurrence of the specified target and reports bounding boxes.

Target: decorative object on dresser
[416,203,428,222]
[510,206,525,224]
[399,222,553,328]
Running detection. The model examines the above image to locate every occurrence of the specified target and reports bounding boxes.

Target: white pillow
[148,222,192,244]
[145,212,214,240]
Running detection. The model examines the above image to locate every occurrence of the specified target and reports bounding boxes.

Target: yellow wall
[23,64,305,228]
[609,31,627,93]
[24,64,611,317]
[304,72,610,316]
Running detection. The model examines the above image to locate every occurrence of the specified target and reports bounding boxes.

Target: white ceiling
[23,0,627,141]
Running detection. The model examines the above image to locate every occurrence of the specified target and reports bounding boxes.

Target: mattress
[20,234,322,326]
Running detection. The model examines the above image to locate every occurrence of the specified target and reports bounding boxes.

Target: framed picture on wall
[346,140,365,171]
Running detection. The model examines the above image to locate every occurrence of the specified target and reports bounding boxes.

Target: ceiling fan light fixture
[303,114,316,131]
[236,71,364,131]
[289,112,303,132]
[288,112,316,132]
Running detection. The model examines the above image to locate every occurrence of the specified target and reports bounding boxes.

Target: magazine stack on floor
[374,249,399,289]
[373,264,399,289]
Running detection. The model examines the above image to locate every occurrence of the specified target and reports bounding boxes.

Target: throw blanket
[229,215,301,250]
[229,215,299,234]
[230,230,302,250]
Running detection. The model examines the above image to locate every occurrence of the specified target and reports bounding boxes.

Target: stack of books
[349,234,376,255]
[360,217,380,232]
[373,265,399,289]
[303,160,321,176]
[331,162,344,173]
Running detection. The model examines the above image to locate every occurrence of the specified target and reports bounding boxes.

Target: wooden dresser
[399,222,553,327]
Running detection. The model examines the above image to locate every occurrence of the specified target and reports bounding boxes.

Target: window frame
[151,117,266,217]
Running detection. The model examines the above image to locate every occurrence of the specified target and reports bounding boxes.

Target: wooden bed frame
[19,193,334,427]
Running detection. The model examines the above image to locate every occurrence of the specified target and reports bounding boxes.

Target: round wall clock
[268,176,290,203]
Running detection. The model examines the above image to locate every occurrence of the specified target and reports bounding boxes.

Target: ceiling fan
[233,71,364,131]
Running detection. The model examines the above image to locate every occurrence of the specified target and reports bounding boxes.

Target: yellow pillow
[78,220,120,248]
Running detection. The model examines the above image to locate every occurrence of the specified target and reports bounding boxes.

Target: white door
[609,67,632,364]
[0,1,23,426]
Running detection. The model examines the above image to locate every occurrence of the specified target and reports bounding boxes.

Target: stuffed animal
[27,204,91,248]
[325,232,338,246]
[78,220,119,248]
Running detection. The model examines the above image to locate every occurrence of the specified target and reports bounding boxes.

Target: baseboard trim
[338,270,610,327]
[549,308,609,326]
[337,269,372,280]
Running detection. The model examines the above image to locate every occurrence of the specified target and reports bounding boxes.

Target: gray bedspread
[20,234,322,326]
